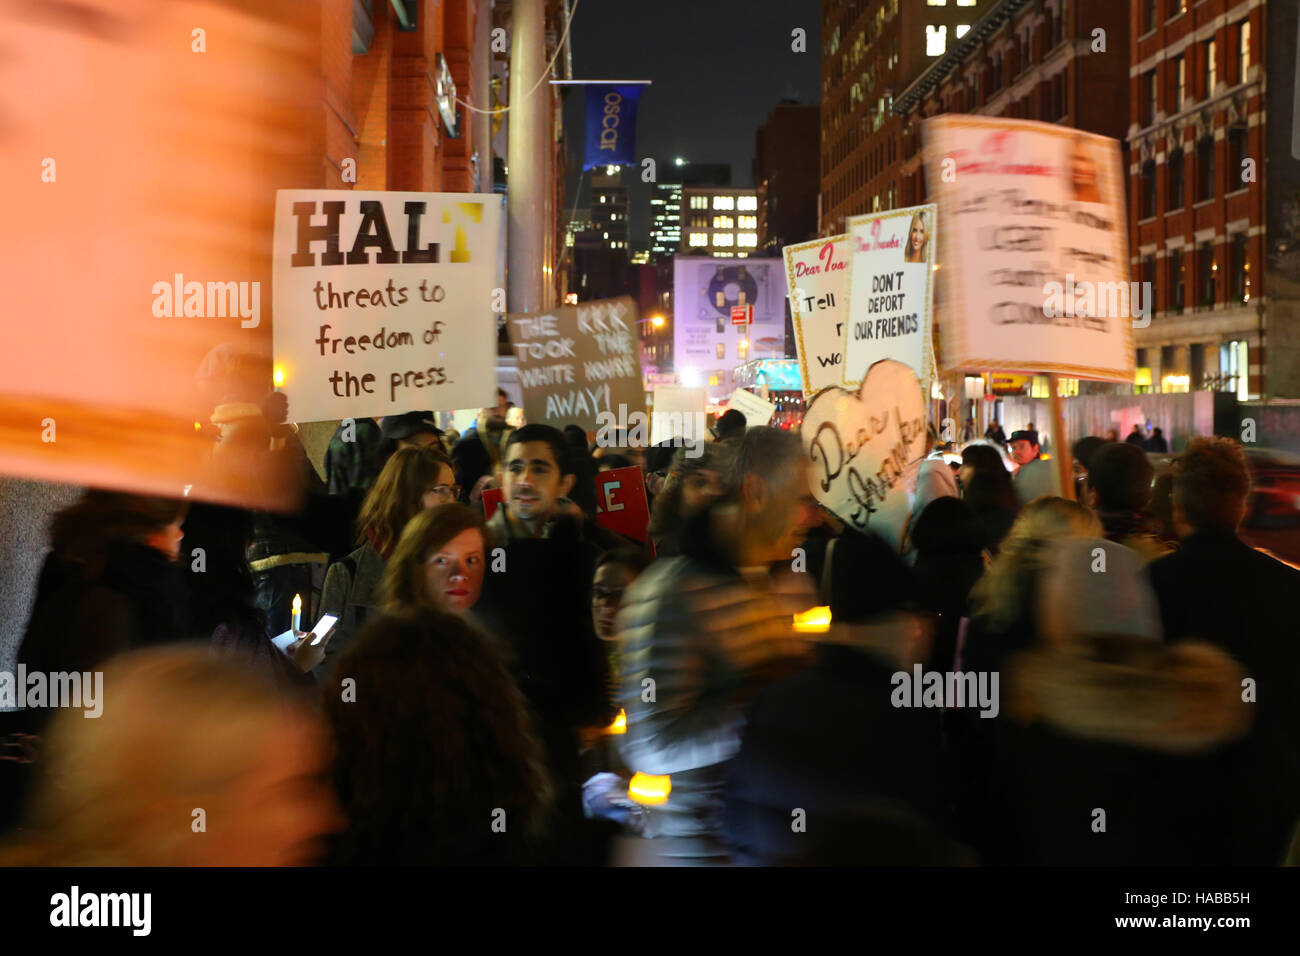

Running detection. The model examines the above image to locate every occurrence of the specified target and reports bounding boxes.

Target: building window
[957,0,975,5]
[716,343,726,359]
[688,232,708,247]
[1168,147,1185,208]
[1197,135,1215,201]
[713,195,735,210]
[1140,160,1157,219]
[713,215,733,229]
[1203,39,1216,96]
[689,195,707,210]
[1143,0,1157,32]
[956,24,971,39]
[1143,70,1158,125]
[737,215,757,229]
[926,25,947,56]
[1198,241,1216,308]
[1231,232,1249,301]
[1171,0,1186,17]
[927,0,947,4]
[1238,20,1251,79]
[1169,247,1185,312]
[714,233,734,247]
[737,233,757,247]
[1228,125,1248,188]
[1173,56,1185,111]
[736,196,757,211]
[1143,254,1157,296]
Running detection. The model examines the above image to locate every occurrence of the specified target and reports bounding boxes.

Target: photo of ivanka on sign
[841,204,936,390]
[801,359,928,547]
[507,295,645,434]
[920,116,1134,382]
[272,190,504,423]
[726,387,776,427]
[783,234,848,397]
[594,465,651,542]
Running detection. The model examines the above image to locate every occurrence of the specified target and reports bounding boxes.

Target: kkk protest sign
[783,235,848,397]
[272,191,504,423]
[802,359,929,551]
[842,204,937,389]
[507,296,644,434]
[921,116,1134,381]
[594,465,651,542]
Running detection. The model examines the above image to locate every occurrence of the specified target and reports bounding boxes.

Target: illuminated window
[737,196,758,211]
[690,195,708,210]
[713,195,735,210]
[737,215,757,228]
[599,196,607,203]
[1238,20,1251,78]
[688,232,708,247]
[926,25,947,57]
[714,233,735,247]
[957,0,975,5]
[927,0,946,5]
[717,343,726,359]
[956,24,970,39]
[713,215,734,229]
[737,233,757,247]
[1204,39,1217,95]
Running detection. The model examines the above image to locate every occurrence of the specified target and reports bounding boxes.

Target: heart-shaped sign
[801,358,928,546]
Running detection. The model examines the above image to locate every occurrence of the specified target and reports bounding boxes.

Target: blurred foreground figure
[0,648,338,866]
[617,427,818,865]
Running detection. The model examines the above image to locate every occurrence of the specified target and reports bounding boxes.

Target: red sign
[730,305,753,326]
[481,486,505,520]
[593,466,651,542]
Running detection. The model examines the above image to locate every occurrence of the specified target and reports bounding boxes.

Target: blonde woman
[903,210,930,263]
[962,497,1101,674]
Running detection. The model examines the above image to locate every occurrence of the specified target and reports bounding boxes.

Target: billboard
[672,256,785,403]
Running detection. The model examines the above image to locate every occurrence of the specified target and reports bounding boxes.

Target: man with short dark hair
[616,426,820,865]
[1085,441,1169,562]
[1009,429,1055,503]
[1148,437,1300,863]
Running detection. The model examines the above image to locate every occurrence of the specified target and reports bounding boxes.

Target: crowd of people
[1,391,1298,867]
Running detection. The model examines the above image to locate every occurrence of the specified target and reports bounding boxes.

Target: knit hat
[1037,537,1161,644]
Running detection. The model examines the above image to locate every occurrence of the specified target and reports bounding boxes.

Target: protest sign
[783,235,848,397]
[594,465,651,542]
[921,116,1134,381]
[650,386,708,446]
[507,296,644,433]
[727,388,776,427]
[842,205,937,389]
[272,191,503,424]
[801,359,928,549]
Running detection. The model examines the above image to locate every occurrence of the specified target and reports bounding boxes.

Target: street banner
[842,204,937,389]
[507,296,644,433]
[0,0,320,510]
[583,85,643,170]
[783,235,848,397]
[801,359,928,551]
[594,465,651,542]
[727,387,776,427]
[673,257,785,404]
[921,116,1134,381]
[650,385,708,446]
[272,190,503,423]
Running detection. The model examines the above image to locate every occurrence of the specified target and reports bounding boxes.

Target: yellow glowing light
[651,315,665,328]
[608,709,627,735]
[194,421,202,431]
[793,605,832,634]
[291,593,302,632]
[628,772,671,805]
[273,366,286,387]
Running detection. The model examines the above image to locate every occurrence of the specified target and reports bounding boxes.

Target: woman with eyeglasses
[316,445,458,675]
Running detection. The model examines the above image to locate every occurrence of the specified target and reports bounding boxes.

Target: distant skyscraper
[649,159,732,261]
[590,166,630,250]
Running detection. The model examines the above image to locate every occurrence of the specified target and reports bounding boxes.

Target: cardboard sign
[784,235,849,397]
[481,486,504,521]
[650,385,708,445]
[594,465,651,542]
[272,190,503,423]
[727,388,776,427]
[921,116,1134,381]
[801,359,928,548]
[842,205,937,388]
[507,296,645,433]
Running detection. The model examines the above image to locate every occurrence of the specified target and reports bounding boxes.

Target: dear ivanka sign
[272,191,502,423]
[783,234,848,397]
[841,204,936,389]
[921,116,1134,381]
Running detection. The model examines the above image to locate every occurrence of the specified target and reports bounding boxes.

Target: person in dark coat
[1144,427,1169,453]
[1147,437,1300,863]
[451,389,512,503]
[909,496,987,672]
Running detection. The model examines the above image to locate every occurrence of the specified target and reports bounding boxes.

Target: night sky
[560,0,821,246]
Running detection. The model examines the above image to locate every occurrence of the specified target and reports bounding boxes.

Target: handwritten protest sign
[842,205,936,389]
[921,116,1134,381]
[507,296,644,433]
[650,385,708,446]
[726,387,776,427]
[783,235,848,397]
[272,191,503,423]
[802,359,928,549]
[594,465,651,541]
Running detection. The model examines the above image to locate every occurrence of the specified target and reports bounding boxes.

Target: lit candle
[291,593,302,633]
[627,772,671,806]
[792,605,832,634]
